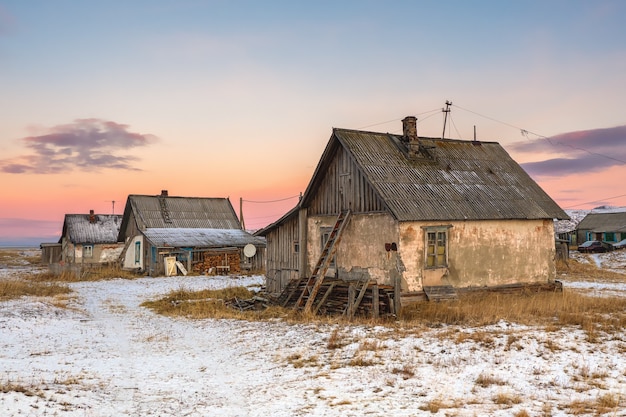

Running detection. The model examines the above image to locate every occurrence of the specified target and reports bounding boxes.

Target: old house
[117,191,265,276]
[256,117,568,314]
[59,210,124,265]
[576,210,626,244]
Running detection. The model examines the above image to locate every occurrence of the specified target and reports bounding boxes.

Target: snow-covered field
[1,250,626,416]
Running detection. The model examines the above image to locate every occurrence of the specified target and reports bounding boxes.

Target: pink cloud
[1,119,158,174]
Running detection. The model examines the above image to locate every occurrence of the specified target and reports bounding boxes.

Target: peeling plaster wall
[95,244,124,263]
[399,219,557,291]
[307,215,556,293]
[307,213,398,284]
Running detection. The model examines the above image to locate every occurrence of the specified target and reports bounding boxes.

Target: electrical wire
[452,103,626,165]
[357,108,441,130]
[242,195,300,204]
[563,193,626,209]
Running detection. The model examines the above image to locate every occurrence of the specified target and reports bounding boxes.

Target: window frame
[320,227,336,268]
[422,225,451,269]
[134,241,141,264]
[83,244,94,258]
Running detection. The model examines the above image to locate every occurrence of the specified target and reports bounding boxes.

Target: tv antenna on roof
[105,200,116,214]
[442,100,452,139]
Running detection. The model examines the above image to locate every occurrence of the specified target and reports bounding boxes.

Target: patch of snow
[2,271,626,415]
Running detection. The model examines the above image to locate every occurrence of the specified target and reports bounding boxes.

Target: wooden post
[239,197,245,230]
[298,208,308,279]
[347,283,356,318]
[372,285,379,318]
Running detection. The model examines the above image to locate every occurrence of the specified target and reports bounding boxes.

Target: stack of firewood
[193,251,241,274]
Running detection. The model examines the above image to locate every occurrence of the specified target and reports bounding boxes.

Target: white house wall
[122,235,144,270]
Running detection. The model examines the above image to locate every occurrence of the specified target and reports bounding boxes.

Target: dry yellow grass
[0,280,71,300]
[0,249,41,267]
[557,258,626,282]
[142,281,626,343]
[566,392,621,415]
[401,290,626,336]
[27,266,140,283]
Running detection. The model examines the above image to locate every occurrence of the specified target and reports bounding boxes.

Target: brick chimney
[89,209,96,223]
[160,190,168,197]
[402,116,420,156]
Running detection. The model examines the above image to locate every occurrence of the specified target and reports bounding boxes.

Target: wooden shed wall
[264,214,299,294]
[308,146,385,216]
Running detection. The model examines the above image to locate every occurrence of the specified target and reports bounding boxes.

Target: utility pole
[442,100,452,139]
[239,197,246,230]
[105,200,116,214]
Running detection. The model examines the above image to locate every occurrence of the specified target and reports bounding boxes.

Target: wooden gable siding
[265,213,299,294]
[309,146,386,216]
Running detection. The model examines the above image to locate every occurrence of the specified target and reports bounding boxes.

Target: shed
[40,242,62,264]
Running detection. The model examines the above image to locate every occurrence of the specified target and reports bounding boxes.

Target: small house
[576,211,626,244]
[117,191,265,276]
[59,210,124,265]
[257,117,568,314]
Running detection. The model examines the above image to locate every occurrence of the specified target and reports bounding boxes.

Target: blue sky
[1,0,625,243]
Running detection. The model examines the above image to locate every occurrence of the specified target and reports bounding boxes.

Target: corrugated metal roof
[128,195,241,229]
[331,129,568,221]
[63,214,122,244]
[143,228,266,248]
[577,212,626,233]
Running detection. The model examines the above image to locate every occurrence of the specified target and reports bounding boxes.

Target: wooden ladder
[295,210,352,314]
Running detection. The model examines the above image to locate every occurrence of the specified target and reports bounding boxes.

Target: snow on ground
[1,253,626,416]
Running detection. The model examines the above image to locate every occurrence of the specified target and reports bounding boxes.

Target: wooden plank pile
[278,278,395,318]
[225,296,271,311]
[192,250,241,275]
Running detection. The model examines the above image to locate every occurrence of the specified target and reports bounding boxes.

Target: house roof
[576,211,626,233]
[120,194,241,232]
[61,214,122,244]
[143,228,266,248]
[300,128,568,222]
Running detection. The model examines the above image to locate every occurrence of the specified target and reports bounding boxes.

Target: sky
[1,0,625,245]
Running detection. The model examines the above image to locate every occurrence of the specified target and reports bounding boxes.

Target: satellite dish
[243,244,256,258]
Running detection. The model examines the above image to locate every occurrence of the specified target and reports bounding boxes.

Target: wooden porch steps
[423,285,458,302]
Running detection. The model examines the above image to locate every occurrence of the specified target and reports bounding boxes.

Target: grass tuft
[0,280,71,300]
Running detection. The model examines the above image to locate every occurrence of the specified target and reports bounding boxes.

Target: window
[293,241,299,253]
[605,232,615,242]
[320,227,336,268]
[134,241,141,264]
[424,227,449,268]
[83,244,93,258]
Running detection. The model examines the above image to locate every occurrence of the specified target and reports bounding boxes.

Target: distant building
[117,191,265,276]
[59,210,123,265]
[576,210,626,244]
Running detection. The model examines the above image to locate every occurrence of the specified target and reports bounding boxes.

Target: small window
[134,241,141,264]
[83,244,93,258]
[424,227,449,268]
[320,227,336,268]
[293,241,299,253]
